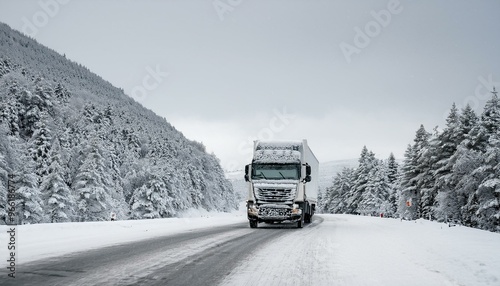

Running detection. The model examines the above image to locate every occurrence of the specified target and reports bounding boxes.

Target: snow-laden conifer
[41,138,75,222]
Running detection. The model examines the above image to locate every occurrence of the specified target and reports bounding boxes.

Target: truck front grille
[255,188,296,203]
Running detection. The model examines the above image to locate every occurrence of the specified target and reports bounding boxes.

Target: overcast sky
[1,0,500,171]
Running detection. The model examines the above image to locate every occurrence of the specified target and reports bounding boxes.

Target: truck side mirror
[305,175,311,182]
[244,164,250,182]
[306,165,311,176]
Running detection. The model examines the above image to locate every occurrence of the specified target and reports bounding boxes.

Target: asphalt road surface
[2,218,321,286]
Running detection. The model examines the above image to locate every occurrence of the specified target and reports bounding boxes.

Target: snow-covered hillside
[2,212,499,286]
[0,22,238,223]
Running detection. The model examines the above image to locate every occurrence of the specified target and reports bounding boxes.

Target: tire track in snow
[137,225,294,285]
[220,216,341,286]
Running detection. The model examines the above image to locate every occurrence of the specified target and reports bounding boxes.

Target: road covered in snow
[1,208,499,286]
[222,215,500,286]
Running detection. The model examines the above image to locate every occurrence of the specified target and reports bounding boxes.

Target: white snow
[1,209,499,285]
[253,149,301,164]
[256,140,303,150]
[221,215,500,286]
[0,203,247,264]
[253,182,297,189]
[253,141,303,163]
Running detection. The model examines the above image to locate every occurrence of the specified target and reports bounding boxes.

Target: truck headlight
[291,204,302,215]
[247,203,258,215]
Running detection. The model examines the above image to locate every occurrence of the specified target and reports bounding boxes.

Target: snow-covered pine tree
[398,144,418,219]
[18,89,44,139]
[459,104,479,145]
[398,126,432,220]
[468,89,500,152]
[12,145,45,224]
[434,105,480,223]
[323,167,354,214]
[480,88,500,135]
[433,104,464,222]
[29,117,52,182]
[414,125,438,220]
[385,154,399,217]
[461,89,500,230]
[438,104,461,161]
[448,143,483,226]
[317,189,325,213]
[387,152,399,185]
[54,82,70,103]
[347,146,376,214]
[472,134,500,231]
[359,160,392,216]
[72,140,114,221]
[98,127,128,219]
[41,138,75,222]
[130,171,175,219]
[460,90,499,228]
[34,83,54,114]
[187,164,205,208]
[0,75,22,136]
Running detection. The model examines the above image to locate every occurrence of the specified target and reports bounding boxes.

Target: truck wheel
[297,214,304,228]
[304,213,311,223]
[249,220,258,228]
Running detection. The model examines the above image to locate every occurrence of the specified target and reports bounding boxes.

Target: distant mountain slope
[0,22,238,223]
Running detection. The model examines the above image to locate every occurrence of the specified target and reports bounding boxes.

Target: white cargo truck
[244,140,319,228]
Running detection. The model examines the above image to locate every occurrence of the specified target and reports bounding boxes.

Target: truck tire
[249,220,258,228]
[303,203,311,223]
[304,213,311,223]
[297,213,304,228]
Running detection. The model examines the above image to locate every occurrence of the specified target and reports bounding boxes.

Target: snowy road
[222,215,500,286]
[2,220,314,286]
[2,213,499,286]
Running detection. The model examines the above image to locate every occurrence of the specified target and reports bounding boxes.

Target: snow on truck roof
[253,149,301,164]
[255,141,303,151]
[253,140,304,163]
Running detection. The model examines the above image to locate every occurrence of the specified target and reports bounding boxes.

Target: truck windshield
[251,164,300,180]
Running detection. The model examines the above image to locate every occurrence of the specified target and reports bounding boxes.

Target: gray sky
[1,0,499,171]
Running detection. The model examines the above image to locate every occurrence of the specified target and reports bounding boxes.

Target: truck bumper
[247,204,302,223]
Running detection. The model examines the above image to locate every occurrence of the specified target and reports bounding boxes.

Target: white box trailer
[244,139,319,228]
